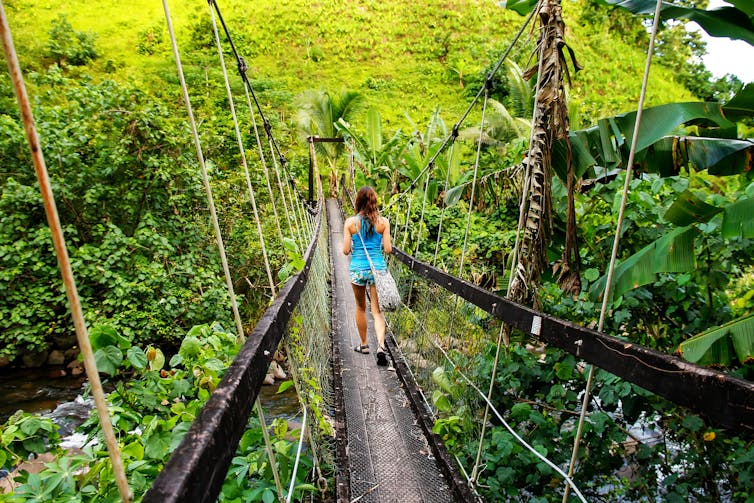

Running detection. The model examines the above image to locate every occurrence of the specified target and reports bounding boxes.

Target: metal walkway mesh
[327,199,455,503]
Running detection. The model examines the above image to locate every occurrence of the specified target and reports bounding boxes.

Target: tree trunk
[508,0,579,306]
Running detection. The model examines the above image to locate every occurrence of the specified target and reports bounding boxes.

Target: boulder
[51,333,77,350]
[63,348,79,363]
[22,351,49,368]
[47,350,66,366]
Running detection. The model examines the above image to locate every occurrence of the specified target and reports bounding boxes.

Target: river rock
[22,351,49,368]
[63,348,80,362]
[47,350,66,366]
[67,359,84,376]
[51,333,78,350]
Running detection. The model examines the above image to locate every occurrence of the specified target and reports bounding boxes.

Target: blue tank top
[350,215,387,272]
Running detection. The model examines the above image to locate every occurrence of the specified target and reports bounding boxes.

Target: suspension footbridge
[2,0,754,502]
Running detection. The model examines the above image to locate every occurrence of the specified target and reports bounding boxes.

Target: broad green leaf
[664,190,723,226]
[144,430,171,459]
[186,324,210,339]
[147,347,165,371]
[204,358,225,372]
[169,422,192,450]
[444,183,466,207]
[721,196,754,239]
[89,324,118,351]
[19,417,43,436]
[431,366,453,394]
[126,347,148,370]
[262,488,276,503]
[500,0,539,15]
[679,314,754,365]
[590,226,696,301]
[179,336,202,360]
[276,380,295,394]
[94,346,123,376]
[366,107,382,161]
[596,0,754,45]
[432,390,452,413]
[121,440,144,460]
[682,414,705,432]
[615,103,734,154]
[510,402,532,420]
[723,83,754,121]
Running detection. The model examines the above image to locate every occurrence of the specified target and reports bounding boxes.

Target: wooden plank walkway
[327,199,456,503]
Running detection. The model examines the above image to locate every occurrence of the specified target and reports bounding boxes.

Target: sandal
[354,344,370,354]
[376,349,388,366]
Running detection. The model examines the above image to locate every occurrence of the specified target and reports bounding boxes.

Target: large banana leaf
[596,0,754,44]
[664,192,754,237]
[664,190,723,226]
[589,226,697,301]
[555,92,754,182]
[723,82,754,121]
[721,196,754,239]
[643,136,753,177]
[502,0,754,46]
[678,313,754,366]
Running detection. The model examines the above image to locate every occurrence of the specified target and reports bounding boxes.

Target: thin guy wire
[208,3,276,297]
[562,1,664,501]
[243,80,286,248]
[162,0,245,342]
[458,87,489,277]
[383,287,586,502]
[286,406,308,503]
[432,139,457,267]
[270,135,305,250]
[209,0,302,199]
[0,4,131,501]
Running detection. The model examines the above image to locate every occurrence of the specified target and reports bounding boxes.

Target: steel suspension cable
[562,1,664,501]
[383,5,537,214]
[0,5,131,501]
[285,406,308,503]
[208,3,277,298]
[270,135,307,249]
[458,87,489,277]
[209,0,308,205]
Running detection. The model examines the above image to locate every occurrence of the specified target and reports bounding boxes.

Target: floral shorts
[349,269,375,286]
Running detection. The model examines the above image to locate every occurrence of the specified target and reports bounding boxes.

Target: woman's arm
[342,218,352,255]
[380,217,392,255]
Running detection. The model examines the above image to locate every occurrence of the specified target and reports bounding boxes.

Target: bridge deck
[327,199,455,503]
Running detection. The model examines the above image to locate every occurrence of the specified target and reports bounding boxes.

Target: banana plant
[295,89,363,194]
[335,106,405,195]
[678,313,754,366]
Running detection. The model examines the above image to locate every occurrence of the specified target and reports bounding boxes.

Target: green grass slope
[4,0,694,135]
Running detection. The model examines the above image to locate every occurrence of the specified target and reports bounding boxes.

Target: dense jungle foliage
[1,0,753,501]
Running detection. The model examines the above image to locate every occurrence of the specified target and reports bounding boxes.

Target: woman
[342,186,392,366]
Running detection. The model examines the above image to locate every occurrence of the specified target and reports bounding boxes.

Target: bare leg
[369,284,386,351]
[351,283,368,347]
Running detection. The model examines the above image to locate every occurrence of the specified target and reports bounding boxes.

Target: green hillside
[5,0,694,132]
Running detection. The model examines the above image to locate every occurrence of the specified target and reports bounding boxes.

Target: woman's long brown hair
[355,186,379,235]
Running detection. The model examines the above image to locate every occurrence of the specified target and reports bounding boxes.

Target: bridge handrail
[142,200,324,503]
[391,247,754,433]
